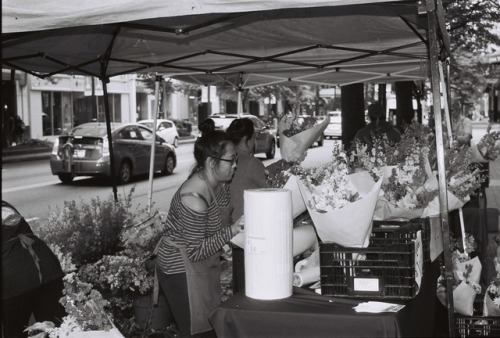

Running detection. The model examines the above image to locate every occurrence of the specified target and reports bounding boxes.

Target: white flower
[494,297,500,308]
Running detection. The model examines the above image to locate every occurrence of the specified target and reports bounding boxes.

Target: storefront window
[42,91,63,136]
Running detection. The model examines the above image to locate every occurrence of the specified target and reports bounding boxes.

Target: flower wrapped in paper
[265,160,306,218]
[348,122,438,220]
[484,274,500,316]
[374,146,438,220]
[474,125,500,161]
[278,112,330,163]
[297,145,382,247]
[422,144,483,217]
[436,233,482,316]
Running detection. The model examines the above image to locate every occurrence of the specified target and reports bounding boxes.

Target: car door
[138,125,166,172]
[158,121,174,144]
[113,126,145,173]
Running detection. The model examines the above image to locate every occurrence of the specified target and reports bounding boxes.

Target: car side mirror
[158,126,165,131]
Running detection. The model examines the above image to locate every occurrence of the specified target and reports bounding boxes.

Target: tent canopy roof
[2,0,448,88]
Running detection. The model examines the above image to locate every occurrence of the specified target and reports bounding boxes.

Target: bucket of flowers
[296,144,383,247]
[437,233,482,316]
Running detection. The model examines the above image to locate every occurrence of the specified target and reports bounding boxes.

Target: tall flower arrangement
[372,122,438,220]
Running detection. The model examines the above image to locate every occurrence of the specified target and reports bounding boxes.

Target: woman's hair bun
[198,118,215,135]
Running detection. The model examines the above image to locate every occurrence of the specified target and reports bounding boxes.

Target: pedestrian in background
[155,119,243,337]
[355,101,401,149]
[12,115,26,145]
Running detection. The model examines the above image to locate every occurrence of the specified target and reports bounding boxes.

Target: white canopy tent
[2,1,457,333]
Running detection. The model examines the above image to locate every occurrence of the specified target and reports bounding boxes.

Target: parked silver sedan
[50,122,176,184]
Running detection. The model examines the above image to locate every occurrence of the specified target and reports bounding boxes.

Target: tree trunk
[341,83,365,149]
[395,81,414,131]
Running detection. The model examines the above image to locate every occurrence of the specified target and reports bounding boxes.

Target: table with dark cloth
[210,261,440,338]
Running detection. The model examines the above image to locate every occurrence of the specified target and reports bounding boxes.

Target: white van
[324,111,342,139]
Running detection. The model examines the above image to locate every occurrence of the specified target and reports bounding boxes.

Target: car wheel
[162,154,175,175]
[173,137,179,148]
[118,160,132,184]
[58,173,74,184]
[266,139,276,159]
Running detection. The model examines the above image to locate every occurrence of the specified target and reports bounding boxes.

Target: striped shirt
[156,184,232,274]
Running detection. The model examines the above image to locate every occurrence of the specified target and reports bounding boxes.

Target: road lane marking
[2,181,63,193]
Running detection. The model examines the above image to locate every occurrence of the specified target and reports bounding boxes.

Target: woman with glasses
[155,118,243,338]
[226,118,268,293]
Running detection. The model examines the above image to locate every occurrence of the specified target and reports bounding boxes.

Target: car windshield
[140,122,155,129]
[211,118,236,131]
[71,123,114,137]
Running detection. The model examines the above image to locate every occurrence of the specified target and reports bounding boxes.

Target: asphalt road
[1,140,339,225]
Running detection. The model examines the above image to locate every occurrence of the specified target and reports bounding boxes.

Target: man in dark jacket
[2,201,66,338]
[355,101,401,149]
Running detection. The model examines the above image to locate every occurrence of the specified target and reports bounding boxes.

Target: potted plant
[31,188,174,337]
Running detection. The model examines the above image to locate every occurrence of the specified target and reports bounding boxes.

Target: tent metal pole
[147,75,162,214]
[100,75,118,202]
[427,6,455,337]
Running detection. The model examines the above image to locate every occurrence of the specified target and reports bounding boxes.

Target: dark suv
[210,114,276,159]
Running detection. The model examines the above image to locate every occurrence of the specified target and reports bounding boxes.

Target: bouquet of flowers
[422,143,483,217]
[436,233,482,316]
[372,122,438,220]
[297,144,382,247]
[265,160,306,218]
[484,274,500,316]
[278,111,329,163]
[349,134,395,183]
[475,125,500,161]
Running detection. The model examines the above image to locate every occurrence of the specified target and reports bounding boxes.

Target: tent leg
[100,76,118,202]
[428,8,455,338]
[147,76,162,214]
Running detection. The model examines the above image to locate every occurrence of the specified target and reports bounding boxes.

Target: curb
[2,137,196,164]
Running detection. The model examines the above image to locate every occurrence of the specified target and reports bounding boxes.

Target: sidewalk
[2,136,196,164]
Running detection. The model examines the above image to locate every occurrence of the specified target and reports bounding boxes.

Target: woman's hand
[230,215,245,237]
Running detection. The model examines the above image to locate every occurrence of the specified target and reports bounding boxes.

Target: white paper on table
[298,171,382,247]
[429,216,443,262]
[353,301,405,313]
[283,175,307,218]
[293,248,320,286]
[244,189,293,300]
[231,223,318,257]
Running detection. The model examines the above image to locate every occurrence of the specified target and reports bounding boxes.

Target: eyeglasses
[218,153,239,165]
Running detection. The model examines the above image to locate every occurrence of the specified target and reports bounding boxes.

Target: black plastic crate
[372,217,430,263]
[319,241,418,300]
[455,316,500,337]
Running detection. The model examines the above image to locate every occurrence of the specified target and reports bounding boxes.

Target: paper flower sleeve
[298,171,382,247]
[280,116,330,163]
